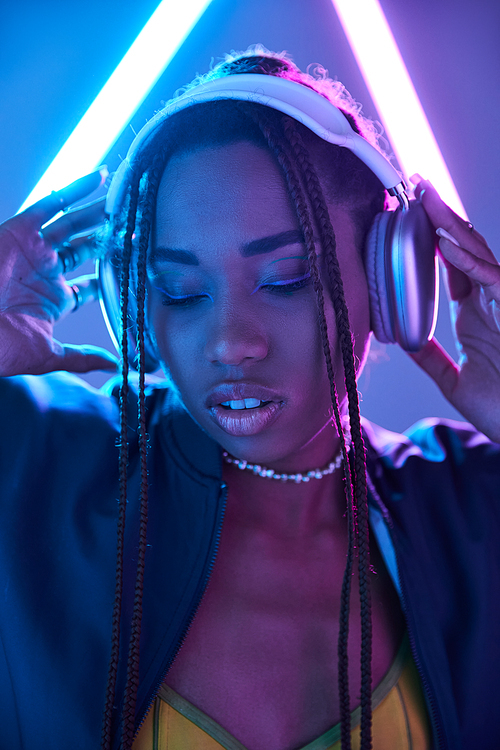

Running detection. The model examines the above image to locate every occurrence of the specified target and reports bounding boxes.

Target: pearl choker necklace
[222,438,350,484]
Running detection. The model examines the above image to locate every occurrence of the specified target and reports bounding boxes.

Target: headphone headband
[105,73,405,216]
[99,70,435,363]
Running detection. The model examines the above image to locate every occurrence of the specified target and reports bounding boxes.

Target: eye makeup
[255,254,309,284]
[148,250,314,304]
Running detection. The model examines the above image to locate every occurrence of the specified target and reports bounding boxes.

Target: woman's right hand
[0,171,119,377]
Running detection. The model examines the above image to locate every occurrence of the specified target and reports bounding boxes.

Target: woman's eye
[157,275,311,306]
[160,293,209,307]
[260,274,311,295]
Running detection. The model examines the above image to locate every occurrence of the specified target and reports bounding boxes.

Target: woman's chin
[219,430,342,476]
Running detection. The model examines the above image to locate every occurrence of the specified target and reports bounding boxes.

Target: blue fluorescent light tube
[19,0,213,212]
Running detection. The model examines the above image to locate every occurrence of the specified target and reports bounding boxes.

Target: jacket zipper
[370,499,445,748]
[131,480,228,742]
[395,557,445,750]
[365,469,445,749]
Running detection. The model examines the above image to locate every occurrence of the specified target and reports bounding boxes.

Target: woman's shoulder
[0,371,174,422]
[0,371,124,432]
[363,416,500,525]
[0,371,221,478]
[362,415,496,469]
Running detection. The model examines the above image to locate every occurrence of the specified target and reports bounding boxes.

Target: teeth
[220,398,263,410]
[227,399,246,410]
[243,398,261,408]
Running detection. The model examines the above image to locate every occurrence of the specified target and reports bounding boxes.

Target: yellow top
[133,635,430,750]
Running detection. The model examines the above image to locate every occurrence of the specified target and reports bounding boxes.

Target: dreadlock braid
[119,148,171,749]
[282,119,361,750]
[119,194,150,746]
[101,169,141,750]
[243,107,350,476]
[106,150,171,750]
[279,118,360,749]
[247,106,364,750]
[282,118,372,749]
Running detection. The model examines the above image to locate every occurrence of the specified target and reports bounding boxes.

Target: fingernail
[56,167,109,208]
[436,227,461,247]
[409,173,425,185]
[96,165,109,186]
[409,174,432,201]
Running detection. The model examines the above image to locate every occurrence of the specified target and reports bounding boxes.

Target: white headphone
[99,73,438,368]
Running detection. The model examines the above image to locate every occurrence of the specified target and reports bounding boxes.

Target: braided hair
[103,50,387,750]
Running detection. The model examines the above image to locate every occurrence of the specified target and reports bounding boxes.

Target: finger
[20,167,108,230]
[42,197,106,245]
[56,234,101,275]
[66,275,99,313]
[437,248,472,300]
[49,341,119,374]
[412,176,492,258]
[409,337,459,402]
[437,235,500,301]
[410,176,499,301]
[479,288,500,332]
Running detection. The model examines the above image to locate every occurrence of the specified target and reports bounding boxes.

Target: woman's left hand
[409,176,500,442]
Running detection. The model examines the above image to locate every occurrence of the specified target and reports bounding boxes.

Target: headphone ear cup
[97,252,161,373]
[364,211,395,344]
[364,201,438,352]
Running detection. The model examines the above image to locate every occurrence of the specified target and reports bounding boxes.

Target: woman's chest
[164,519,404,750]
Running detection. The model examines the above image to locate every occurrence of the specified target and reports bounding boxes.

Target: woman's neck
[222,460,348,539]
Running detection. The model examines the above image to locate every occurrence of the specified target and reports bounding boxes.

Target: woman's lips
[209,401,282,436]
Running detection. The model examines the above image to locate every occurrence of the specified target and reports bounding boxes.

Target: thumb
[51,342,120,374]
[409,337,459,402]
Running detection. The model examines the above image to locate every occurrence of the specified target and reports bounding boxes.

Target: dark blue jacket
[0,373,498,749]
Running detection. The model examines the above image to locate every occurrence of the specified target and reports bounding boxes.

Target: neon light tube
[19,0,213,212]
[331,0,467,218]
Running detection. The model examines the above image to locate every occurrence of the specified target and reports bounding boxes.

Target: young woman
[0,50,499,750]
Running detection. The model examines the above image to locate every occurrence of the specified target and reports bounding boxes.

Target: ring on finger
[58,242,80,274]
[467,221,474,233]
[71,284,84,313]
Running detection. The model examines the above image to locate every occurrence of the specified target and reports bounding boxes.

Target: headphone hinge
[388,182,410,211]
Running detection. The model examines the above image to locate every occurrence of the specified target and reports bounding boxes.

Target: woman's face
[148,140,371,472]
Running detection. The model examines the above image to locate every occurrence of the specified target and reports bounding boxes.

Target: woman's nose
[204,305,268,366]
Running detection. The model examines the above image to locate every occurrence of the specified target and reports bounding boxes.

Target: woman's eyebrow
[148,229,306,268]
[148,248,199,267]
[241,229,305,257]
